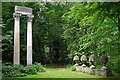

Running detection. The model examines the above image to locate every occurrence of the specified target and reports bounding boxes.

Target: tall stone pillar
[13,13,21,65]
[27,14,34,65]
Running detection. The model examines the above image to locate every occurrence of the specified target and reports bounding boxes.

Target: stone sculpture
[80,52,87,67]
[89,52,96,69]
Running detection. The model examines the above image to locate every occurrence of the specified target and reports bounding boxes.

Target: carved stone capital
[27,14,34,22]
[13,13,21,20]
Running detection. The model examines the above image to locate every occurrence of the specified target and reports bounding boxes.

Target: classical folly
[13,6,34,65]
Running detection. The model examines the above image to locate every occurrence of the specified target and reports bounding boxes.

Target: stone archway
[13,6,34,65]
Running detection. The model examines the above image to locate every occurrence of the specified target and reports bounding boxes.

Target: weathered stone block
[15,6,32,15]
[75,65,112,77]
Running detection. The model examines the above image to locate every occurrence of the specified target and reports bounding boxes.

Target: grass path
[23,68,103,78]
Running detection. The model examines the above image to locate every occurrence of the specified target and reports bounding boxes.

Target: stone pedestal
[81,64,86,67]
[90,65,96,69]
[13,13,21,65]
[75,65,113,77]
[100,66,108,76]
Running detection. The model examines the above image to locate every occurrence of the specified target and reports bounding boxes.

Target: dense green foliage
[71,66,76,71]
[2,2,119,76]
[25,63,45,75]
[2,63,45,77]
[2,65,27,77]
[62,2,120,76]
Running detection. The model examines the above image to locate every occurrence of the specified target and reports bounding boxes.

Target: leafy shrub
[34,63,46,72]
[66,64,76,71]
[25,63,46,74]
[71,66,76,71]
[2,65,27,77]
[2,63,45,77]
[2,65,13,73]
[25,65,37,74]
[66,64,73,68]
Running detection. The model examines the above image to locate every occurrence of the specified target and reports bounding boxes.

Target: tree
[62,2,119,74]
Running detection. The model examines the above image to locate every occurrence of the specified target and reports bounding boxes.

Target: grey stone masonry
[13,6,34,65]
[15,6,32,15]
[13,13,21,65]
[76,66,110,76]
[27,14,34,65]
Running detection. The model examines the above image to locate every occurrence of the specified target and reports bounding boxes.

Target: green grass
[22,68,103,78]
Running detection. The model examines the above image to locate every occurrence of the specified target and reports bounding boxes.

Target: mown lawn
[22,68,103,78]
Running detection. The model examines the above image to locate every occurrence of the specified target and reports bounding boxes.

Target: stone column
[13,13,21,65]
[27,14,34,65]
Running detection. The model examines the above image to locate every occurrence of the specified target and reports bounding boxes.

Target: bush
[66,64,76,71]
[2,63,46,77]
[25,63,45,74]
[71,66,76,71]
[34,63,46,72]
[25,65,37,74]
[25,63,46,74]
[2,65,27,77]
[2,65,13,73]
[66,64,73,68]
